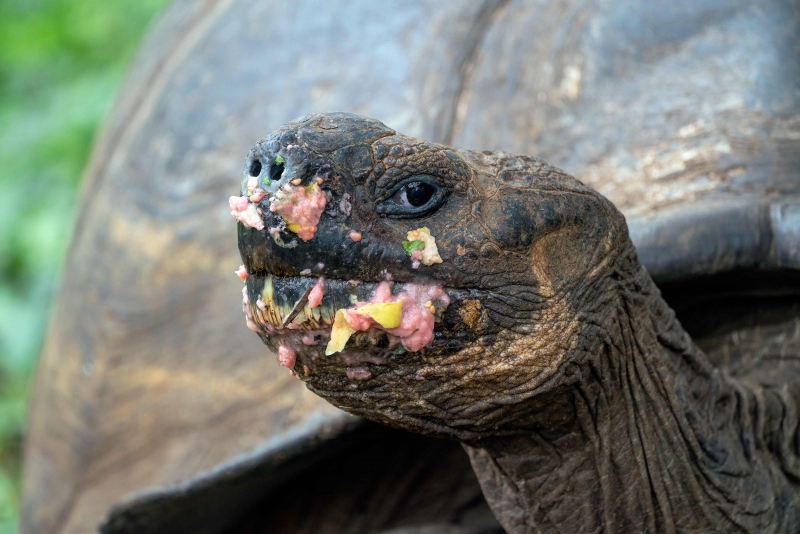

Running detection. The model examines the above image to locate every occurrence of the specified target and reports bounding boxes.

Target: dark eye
[378,176,449,219]
[395,181,435,208]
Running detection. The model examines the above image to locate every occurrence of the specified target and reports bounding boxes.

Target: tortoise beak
[245,275,379,333]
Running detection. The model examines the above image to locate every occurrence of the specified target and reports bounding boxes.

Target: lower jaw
[260,327,407,381]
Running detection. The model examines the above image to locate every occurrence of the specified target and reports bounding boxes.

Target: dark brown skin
[238,113,800,533]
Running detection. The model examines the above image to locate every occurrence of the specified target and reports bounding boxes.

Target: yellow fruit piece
[287,223,301,233]
[355,301,402,328]
[326,309,356,355]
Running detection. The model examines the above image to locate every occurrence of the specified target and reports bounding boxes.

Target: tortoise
[20,0,799,533]
[235,111,800,533]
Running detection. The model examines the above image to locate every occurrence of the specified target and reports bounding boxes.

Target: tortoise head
[235,112,631,440]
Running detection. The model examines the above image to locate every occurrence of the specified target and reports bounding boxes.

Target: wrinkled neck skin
[465,244,800,534]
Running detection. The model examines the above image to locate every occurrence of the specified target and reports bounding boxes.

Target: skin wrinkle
[594,388,623,531]
[682,364,763,520]
[608,313,659,531]
[620,296,675,528]
[571,388,605,524]
[467,249,797,533]
[628,294,720,528]
[777,387,800,475]
[629,343,672,531]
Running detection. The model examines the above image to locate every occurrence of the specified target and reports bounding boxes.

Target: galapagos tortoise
[21,0,799,533]
[236,111,800,533]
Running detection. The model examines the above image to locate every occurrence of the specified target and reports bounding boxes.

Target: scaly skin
[236,113,800,533]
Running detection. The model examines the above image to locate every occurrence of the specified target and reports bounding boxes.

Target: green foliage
[402,239,426,255]
[0,1,169,531]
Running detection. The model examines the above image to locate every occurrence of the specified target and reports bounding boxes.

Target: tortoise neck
[464,250,795,533]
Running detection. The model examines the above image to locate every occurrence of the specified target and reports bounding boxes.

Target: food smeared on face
[326,309,356,356]
[346,366,372,381]
[229,195,264,231]
[277,345,297,369]
[233,114,464,384]
[249,188,266,203]
[269,182,327,241]
[402,227,442,269]
[242,286,259,332]
[326,281,449,355]
[308,277,326,308]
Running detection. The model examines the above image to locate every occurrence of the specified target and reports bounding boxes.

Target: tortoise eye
[379,176,449,219]
[394,181,435,208]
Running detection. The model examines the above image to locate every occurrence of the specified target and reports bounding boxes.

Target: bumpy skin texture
[238,113,800,533]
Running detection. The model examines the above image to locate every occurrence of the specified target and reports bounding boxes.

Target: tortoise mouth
[243,273,476,376]
[245,275,388,332]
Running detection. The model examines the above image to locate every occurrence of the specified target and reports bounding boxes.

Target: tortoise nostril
[249,159,262,177]
[270,162,284,183]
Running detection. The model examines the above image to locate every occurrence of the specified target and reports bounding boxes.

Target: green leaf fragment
[402,240,425,255]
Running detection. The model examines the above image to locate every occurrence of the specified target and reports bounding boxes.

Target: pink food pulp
[269,183,327,241]
[249,188,266,203]
[229,195,265,231]
[410,249,422,269]
[277,345,297,369]
[302,333,319,346]
[308,277,325,308]
[242,286,259,332]
[342,281,450,352]
[346,366,372,381]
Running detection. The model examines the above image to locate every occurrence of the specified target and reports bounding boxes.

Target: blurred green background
[0,1,169,531]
